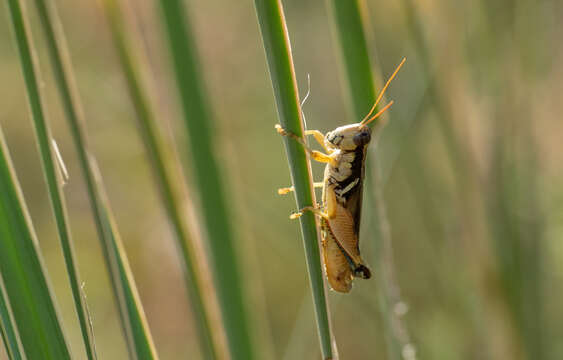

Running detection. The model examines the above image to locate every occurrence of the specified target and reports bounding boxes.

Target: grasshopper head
[325,123,371,151]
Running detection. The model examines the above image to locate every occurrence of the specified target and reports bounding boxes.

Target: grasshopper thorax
[325,123,372,151]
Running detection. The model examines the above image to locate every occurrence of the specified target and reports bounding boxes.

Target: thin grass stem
[0,123,71,359]
[158,1,257,359]
[326,1,413,359]
[254,1,334,359]
[28,0,159,357]
[101,1,224,358]
[0,274,24,360]
[12,0,99,357]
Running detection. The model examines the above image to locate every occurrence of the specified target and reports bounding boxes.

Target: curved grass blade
[157,1,256,359]
[0,122,71,359]
[0,275,24,360]
[8,0,98,357]
[253,1,334,359]
[326,1,413,359]
[26,0,159,358]
[101,1,222,358]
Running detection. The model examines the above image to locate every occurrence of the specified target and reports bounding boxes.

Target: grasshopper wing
[326,204,371,279]
[322,220,354,293]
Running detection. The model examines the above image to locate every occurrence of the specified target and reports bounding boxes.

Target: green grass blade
[0,123,71,359]
[8,0,98,358]
[158,1,257,359]
[326,0,376,121]
[4,0,82,358]
[25,0,159,358]
[0,275,25,360]
[487,103,545,360]
[253,1,334,359]
[91,167,159,360]
[401,0,469,185]
[101,1,221,358]
[326,1,411,359]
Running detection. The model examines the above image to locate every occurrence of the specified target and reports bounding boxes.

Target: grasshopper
[277,58,405,292]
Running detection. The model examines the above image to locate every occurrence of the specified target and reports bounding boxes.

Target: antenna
[360,57,406,125]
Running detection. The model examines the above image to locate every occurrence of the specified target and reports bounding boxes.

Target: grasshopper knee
[354,264,371,279]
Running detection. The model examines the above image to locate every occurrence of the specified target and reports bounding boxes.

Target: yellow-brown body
[318,124,372,292]
[277,57,404,293]
[278,123,373,293]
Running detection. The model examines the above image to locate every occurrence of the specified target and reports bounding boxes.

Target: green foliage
[254,1,334,359]
[102,0,220,358]
[0,274,24,360]
[0,0,558,359]
[25,0,159,357]
[326,1,407,359]
[0,125,70,359]
[158,1,256,359]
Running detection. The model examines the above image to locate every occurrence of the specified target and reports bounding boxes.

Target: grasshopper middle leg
[278,182,323,195]
[289,182,337,220]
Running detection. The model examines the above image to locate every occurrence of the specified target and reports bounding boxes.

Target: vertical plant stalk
[253,1,334,359]
[29,0,158,358]
[487,95,544,360]
[101,0,223,358]
[326,1,414,359]
[158,1,256,359]
[401,0,469,181]
[0,275,24,360]
[0,122,71,360]
[9,0,97,358]
[464,3,546,357]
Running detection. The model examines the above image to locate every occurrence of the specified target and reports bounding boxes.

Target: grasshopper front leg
[275,125,336,165]
[303,129,329,152]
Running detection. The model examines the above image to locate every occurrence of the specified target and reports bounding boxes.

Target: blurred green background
[1,0,562,359]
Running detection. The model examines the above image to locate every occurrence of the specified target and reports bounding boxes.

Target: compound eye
[353,131,371,146]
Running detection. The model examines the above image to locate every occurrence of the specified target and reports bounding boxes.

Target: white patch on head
[333,123,363,132]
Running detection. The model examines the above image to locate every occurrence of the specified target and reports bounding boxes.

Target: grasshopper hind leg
[323,229,354,293]
[336,237,372,279]
[289,205,328,220]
